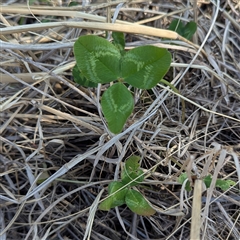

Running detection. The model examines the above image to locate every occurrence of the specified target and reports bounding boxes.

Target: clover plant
[73,32,171,134]
[98,156,156,216]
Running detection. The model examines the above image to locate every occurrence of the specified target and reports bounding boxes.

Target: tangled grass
[0,0,240,239]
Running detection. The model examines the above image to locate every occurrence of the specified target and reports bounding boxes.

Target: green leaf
[121,156,144,187]
[185,181,191,191]
[99,181,128,211]
[183,21,197,40]
[32,0,48,4]
[29,0,37,4]
[203,175,212,188]
[168,19,185,36]
[178,172,187,184]
[168,19,197,40]
[204,175,236,191]
[121,46,171,89]
[178,173,191,191]
[125,189,156,216]
[74,35,121,84]
[112,32,125,54]
[125,156,141,171]
[216,179,235,191]
[101,82,134,134]
[68,1,79,6]
[122,169,144,187]
[72,64,98,87]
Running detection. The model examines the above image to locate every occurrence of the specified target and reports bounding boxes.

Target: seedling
[178,172,236,191]
[99,156,156,216]
[73,32,172,134]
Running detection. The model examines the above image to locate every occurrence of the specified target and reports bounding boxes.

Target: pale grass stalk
[190,179,202,240]
[83,189,104,240]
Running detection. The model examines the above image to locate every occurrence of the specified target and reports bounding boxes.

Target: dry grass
[0,0,240,239]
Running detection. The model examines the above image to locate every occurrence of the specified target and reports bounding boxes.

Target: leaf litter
[0,0,240,239]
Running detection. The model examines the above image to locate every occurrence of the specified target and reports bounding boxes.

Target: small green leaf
[121,156,144,187]
[72,64,98,87]
[178,173,191,191]
[185,181,191,191]
[32,0,48,4]
[121,169,144,187]
[101,82,134,134]
[74,35,121,84]
[68,1,79,7]
[122,46,171,89]
[112,32,125,54]
[203,175,212,188]
[125,155,141,171]
[216,179,235,191]
[183,21,197,40]
[99,181,128,211]
[29,0,37,4]
[168,19,185,36]
[125,189,156,216]
[168,19,197,40]
[178,172,187,184]
[204,175,235,191]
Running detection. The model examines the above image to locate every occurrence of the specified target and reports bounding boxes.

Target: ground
[0,0,240,239]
